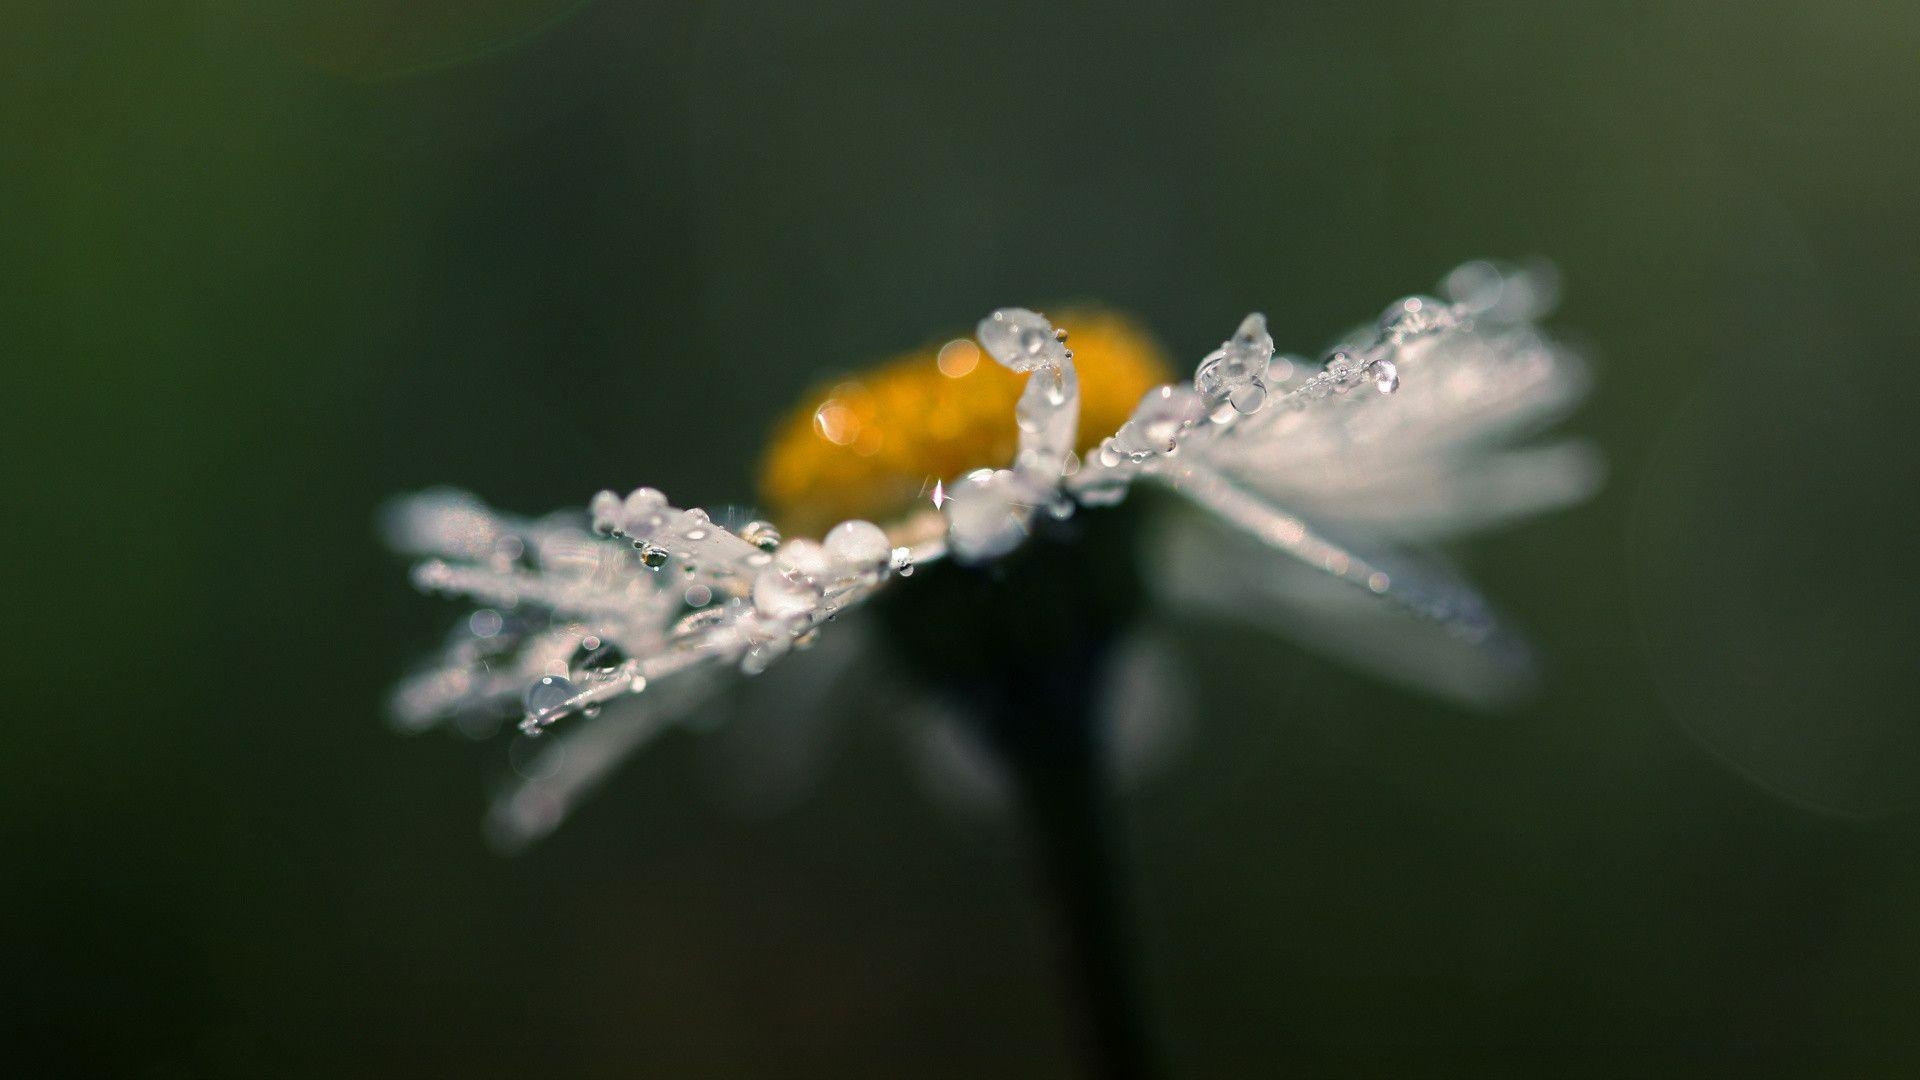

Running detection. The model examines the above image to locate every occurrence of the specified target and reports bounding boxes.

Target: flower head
[386,259,1598,846]
[758,309,1173,538]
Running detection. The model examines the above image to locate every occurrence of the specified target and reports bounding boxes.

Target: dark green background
[7,1,1918,1075]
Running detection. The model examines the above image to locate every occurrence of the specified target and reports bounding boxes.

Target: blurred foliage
[4,0,1918,1075]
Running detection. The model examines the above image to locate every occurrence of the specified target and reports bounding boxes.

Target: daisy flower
[385,259,1598,848]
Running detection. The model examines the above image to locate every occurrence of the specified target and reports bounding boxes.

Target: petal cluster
[387,259,1595,843]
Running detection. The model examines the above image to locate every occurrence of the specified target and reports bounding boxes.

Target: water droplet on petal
[1113,385,1203,461]
[977,308,1068,373]
[1443,260,1505,314]
[1378,295,1452,340]
[590,490,622,535]
[523,674,575,719]
[824,519,891,573]
[740,638,788,675]
[1373,358,1400,394]
[1194,313,1273,418]
[752,562,823,620]
[740,520,782,552]
[945,469,1026,561]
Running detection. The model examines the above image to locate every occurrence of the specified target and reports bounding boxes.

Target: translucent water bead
[945,468,1026,561]
[1194,312,1273,419]
[1105,384,1205,465]
[591,486,670,537]
[822,519,892,575]
[589,490,622,536]
[1373,358,1400,395]
[521,674,575,733]
[739,520,782,552]
[976,308,1069,373]
[1015,362,1076,434]
[1378,295,1455,342]
[1442,259,1560,323]
[1443,260,1505,315]
[751,539,829,620]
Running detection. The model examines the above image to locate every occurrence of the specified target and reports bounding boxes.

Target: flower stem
[1000,685,1156,1080]
[964,633,1155,1080]
[875,505,1157,1078]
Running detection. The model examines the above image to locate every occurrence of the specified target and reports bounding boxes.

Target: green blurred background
[7,1,1919,1075]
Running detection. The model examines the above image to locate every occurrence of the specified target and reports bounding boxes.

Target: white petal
[1240,438,1605,543]
[945,308,1081,561]
[1149,505,1537,710]
[485,661,726,851]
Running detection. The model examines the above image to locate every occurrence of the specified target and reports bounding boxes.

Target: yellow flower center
[758,308,1175,538]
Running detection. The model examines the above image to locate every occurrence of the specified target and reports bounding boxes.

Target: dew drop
[589,490,622,535]
[1378,295,1451,339]
[977,308,1068,373]
[740,638,787,676]
[824,519,892,572]
[752,564,823,620]
[1373,359,1400,395]
[1113,385,1202,460]
[523,674,575,718]
[1194,313,1273,418]
[944,470,1025,561]
[740,520,782,552]
[1443,260,1505,314]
